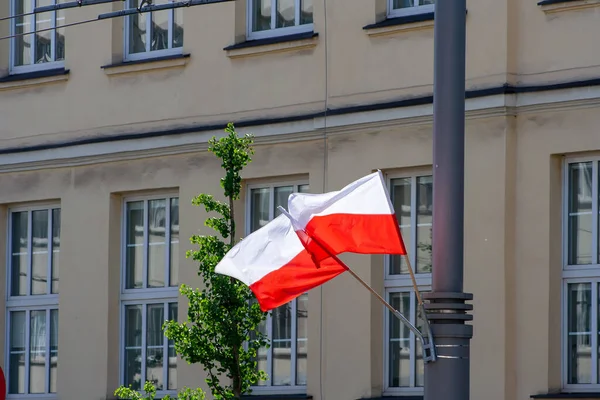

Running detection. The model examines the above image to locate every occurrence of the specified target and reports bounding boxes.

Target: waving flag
[215,170,406,311]
[214,214,347,311]
[287,170,406,256]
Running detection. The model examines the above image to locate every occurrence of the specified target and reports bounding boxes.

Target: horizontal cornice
[1,78,600,172]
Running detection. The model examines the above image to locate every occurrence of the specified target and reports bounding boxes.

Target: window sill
[363,12,434,37]
[360,396,423,400]
[223,32,318,59]
[531,393,600,399]
[101,53,190,76]
[0,67,69,91]
[7,396,58,400]
[537,0,600,12]
[241,395,312,400]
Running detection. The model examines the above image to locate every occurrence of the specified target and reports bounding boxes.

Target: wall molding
[102,54,191,76]
[538,0,600,13]
[2,81,600,172]
[0,70,69,92]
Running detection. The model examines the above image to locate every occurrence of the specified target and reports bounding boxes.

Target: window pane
[274,186,293,217]
[29,311,46,394]
[35,0,53,64]
[300,0,312,24]
[252,0,271,32]
[147,304,165,390]
[170,198,179,287]
[567,283,592,384]
[298,184,309,193]
[296,294,308,385]
[172,7,183,48]
[52,209,60,294]
[151,5,170,51]
[272,303,292,386]
[168,303,177,390]
[126,202,144,289]
[251,316,268,386]
[13,0,32,66]
[56,9,65,61]
[416,176,433,273]
[50,310,58,393]
[11,212,28,296]
[388,292,410,387]
[148,199,166,288]
[276,0,295,28]
[393,0,414,9]
[414,292,428,387]
[129,0,147,54]
[390,179,411,275]
[124,305,142,390]
[9,311,26,394]
[251,188,270,232]
[568,162,593,265]
[31,210,49,295]
[415,341,424,387]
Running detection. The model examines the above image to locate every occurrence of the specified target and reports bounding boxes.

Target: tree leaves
[166,124,268,399]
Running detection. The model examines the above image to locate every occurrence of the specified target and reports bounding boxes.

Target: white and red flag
[214,214,347,311]
[286,170,406,257]
[214,170,407,311]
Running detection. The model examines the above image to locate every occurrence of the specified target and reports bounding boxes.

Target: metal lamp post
[423,1,473,400]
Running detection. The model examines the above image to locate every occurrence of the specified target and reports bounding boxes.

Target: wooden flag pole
[319,250,428,347]
[403,254,435,362]
[403,254,424,306]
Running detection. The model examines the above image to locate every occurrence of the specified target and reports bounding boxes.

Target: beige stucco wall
[1,0,600,399]
[1,0,598,149]
[0,113,544,400]
[513,106,600,400]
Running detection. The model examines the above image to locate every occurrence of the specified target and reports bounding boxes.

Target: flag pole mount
[341,261,436,364]
[277,206,436,363]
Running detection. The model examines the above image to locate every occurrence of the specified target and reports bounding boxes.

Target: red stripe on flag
[304,213,407,256]
[249,250,347,311]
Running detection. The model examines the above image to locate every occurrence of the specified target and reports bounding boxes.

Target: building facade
[0,0,599,399]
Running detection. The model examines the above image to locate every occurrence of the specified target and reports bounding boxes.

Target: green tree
[115,382,206,400]
[115,123,268,400]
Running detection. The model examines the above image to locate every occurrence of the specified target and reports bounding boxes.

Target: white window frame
[387,0,434,18]
[123,0,183,62]
[246,0,313,41]
[562,156,600,391]
[119,193,179,396]
[9,0,65,74]
[5,204,61,398]
[383,172,432,396]
[246,181,309,395]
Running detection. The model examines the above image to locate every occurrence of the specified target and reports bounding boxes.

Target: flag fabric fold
[214,214,347,311]
[286,170,407,256]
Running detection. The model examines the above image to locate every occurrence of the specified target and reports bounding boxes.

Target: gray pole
[423,0,473,399]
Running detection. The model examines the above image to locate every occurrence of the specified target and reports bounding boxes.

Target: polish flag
[287,170,407,257]
[215,170,406,311]
[214,214,347,311]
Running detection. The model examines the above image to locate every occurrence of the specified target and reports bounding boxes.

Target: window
[388,0,434,18]
[124,0,184,61]
[121,196,179,393]
[247,182,309,393]
[247,0,313,40]
[10,0,65,73]
[6,206,61,396]
[562,159,600,389]
[384,174,432,395]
